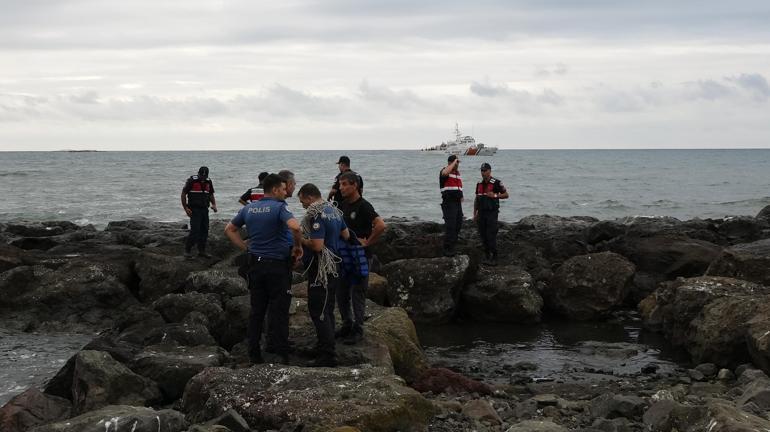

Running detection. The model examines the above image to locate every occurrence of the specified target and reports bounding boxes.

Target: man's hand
[211,204,218,213]
[485,191,497,198]
[291,245,303,263]
[358,238,368,247]
[184,207,192,217]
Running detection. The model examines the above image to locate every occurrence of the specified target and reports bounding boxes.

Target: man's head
[262,173,287,200]
[480,162,492,180]
[297,183,322,209]
[338,171,360,200]
[198,166,209,179]
[447,155,459,170]
[278,170,296,197]
[337,155,351,172]
[257,171,269,184]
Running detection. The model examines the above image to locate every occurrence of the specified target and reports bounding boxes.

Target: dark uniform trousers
[308,260,339,358]
[477,210,499,257]
[441,199,463,253]
[247,257,292,359]
[337,262,369,335]
[186,207,209,253]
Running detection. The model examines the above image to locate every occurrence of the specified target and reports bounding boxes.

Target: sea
[1,149,769,227]
[1,149,769,405]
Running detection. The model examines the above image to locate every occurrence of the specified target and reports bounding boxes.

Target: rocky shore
[1,205,770,431]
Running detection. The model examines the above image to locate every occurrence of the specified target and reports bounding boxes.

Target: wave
[641,200,682,209]
[709,196,770,207]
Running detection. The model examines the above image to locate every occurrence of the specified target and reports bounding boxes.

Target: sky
[0,0,769,150]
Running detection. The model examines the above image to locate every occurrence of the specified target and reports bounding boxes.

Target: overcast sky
[1,0,769,150]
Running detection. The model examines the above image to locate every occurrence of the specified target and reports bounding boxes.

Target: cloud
[469,79,564,110]
[728,73,770,101]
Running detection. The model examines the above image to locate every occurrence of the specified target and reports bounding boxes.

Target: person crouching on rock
[298,183,350,367]
[224,174,303,365]
[181,166,217,259]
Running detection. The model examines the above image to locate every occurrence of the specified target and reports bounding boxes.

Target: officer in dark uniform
[439,155,463,256]
[239,171,269,205]
[181,166,217,259]
[328,156,364,203]
[224,174,303,364]
[474,162,509,266]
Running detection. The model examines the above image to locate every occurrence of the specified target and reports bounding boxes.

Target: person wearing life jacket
[439,154,463,256]
[181,166,217,259]
[474,162,509,266]
[239,171,269,205]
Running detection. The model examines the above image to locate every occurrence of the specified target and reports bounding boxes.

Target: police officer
[328,156,364,203]
[239,171,269,205]
[474,163,509,266]
[181,166,217,259]
[439,155,463,256]
[298,183,350,367]
[336,171,385,344]
[224,174,303,364]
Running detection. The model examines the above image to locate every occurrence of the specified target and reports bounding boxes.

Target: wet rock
[687,369,705,381]
[717,216,765,243]
[366,306,429,383]
[717,368,735,381]
[745,305,770,376]
[513,399,538,419]
[152,292,226,342]
[369,220,446,263]
[0,244,24,273]
[131,344,229,402]
[207,409,250,432]
[462,399,502,425]
[737,379,770,413]
[591,417,632,432]
[639,276,769,346]
[641,363,659,374]
[381,255,470,323]
[515,215,596,265]
[642,400,704,432]
[737,368,769,386]
[532,394,559,407]
[686,399,770,431]
[182,364,437,431]
[184,269,247,299]
[0,388,71,432]
[71,350,161,414]
[219,294,250,349]
[695,363,718,378]
[590,393,645,420]
[546,252,635,320]
[707,238,770,286]
[412,367,493,395]
[757,205,770,223]
[505,419,568,432]
[461,265,543,322]
[28,405,188,432]
[366,272,389,305]
[134,252,206,301]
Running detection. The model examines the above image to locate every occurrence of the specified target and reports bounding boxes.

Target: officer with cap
[328,156,364,203]
[474,162,509,266]
[239,171,269,205]
[181,166,217,259]
[439,154,463,256]
[224,173,303,364]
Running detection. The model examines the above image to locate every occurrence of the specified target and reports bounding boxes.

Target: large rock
[640,276,770,347]
[71,350,162,414]
[28,405,188,432]
[182,365,437,431]
[590,393,646,420]
[411,368,493,395]
[152,292,227,342]
[682,399,770,432]
[381,255,471,323]
[135,252,208,301]
[707,239,770,286]
[546,252,635,320]
[184,269,247,299]
[746,304,770,375]
[461,265,542,322]
[757,205,770,223]
[131,344,229,402]
[0,388,71,432]
[370,220,446,263]
[686,294,770,366]
[365,307,430,383]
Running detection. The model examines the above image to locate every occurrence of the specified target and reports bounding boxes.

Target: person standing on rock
[439,155,463,256]
[238,171,269,205]
[298,183,350,367]
[474,162,508,266]
[224,173,303,364]
[181,166,217,259]
[328,156,364,203]
[336,171,385,344]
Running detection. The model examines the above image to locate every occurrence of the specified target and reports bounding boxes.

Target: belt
[248,254,288,264]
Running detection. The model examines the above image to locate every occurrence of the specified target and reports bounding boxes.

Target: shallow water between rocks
[0,314,688,406]
[417,314,690,385]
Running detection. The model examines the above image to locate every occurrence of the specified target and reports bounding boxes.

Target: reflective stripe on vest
[441,172,463,192]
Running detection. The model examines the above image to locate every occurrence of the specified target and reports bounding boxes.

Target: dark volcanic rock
[181,365,436,431]
[590,393,646,420]
[546,252,635,320]
[0,388,71,432]
[184,269,247,299]
[152,292,226,342]
[71,350,161,414]
[28,405,188,432]
[757,205,770,223]
[746,304,770,375]
[461,265,542,322]
[381,255,471,323]
[370,220,445,263]
[135,252,209,301]
[707,238,770,286]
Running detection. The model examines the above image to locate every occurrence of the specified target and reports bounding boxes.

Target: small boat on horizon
[421,123,498,156]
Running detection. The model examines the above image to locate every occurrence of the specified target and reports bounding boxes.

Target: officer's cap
[480,162,492,171]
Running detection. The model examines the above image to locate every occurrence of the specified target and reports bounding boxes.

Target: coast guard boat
[421,123,498,156]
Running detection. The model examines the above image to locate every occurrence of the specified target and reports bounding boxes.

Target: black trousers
[308,260,339,358]
[477,210,499,256]
[441,199,463,252]
[247,258,292,359]
[337,262,369,335]
[185,207,209,252]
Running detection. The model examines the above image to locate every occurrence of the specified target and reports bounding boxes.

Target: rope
[301,201,343,290]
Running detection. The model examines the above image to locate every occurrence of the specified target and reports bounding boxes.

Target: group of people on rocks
[179,154,506,366]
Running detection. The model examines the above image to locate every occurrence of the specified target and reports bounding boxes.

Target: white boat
[421,123,498,156]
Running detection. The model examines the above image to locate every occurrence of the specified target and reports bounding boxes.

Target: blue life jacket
[339,232,369,283]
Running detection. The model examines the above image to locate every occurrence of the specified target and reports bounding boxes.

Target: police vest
[249,186,265,202]
[439,169,463,201]
[186,176,213,208]
[476,178,504,211]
